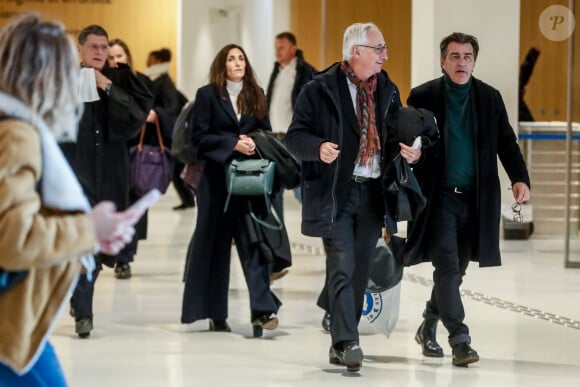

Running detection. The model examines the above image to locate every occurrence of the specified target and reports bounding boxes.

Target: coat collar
[217,87,241,127]
[319,63,395,133]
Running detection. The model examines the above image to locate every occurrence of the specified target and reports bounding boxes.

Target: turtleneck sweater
[227,79,243,120]
[443,74,475,189]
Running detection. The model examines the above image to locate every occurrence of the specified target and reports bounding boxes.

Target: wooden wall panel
[519,0,577,122]
[290,0,323,71]
[291,0,411,102]
[0,1,178,78]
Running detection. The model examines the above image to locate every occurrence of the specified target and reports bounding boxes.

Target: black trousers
[322,180,383,348]
[424,188,476,346]
[181,195,281,324]
[70,266,101,321]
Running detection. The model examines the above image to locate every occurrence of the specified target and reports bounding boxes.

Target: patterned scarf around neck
[341,61,380,167]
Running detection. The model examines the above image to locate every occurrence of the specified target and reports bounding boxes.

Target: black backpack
[171,100,196,164]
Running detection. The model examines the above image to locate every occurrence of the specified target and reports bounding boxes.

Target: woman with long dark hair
[180,44,280,337]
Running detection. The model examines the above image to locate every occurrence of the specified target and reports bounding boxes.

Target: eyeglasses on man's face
[86,43,109,51]
[357,44,388,55]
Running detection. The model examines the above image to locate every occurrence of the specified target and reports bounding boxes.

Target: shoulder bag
[129,117,175,197]
[224,150,282,230]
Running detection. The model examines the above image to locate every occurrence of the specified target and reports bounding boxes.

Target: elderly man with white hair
[286,22,420,372]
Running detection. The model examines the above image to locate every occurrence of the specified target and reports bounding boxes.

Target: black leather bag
[367,237,404,292]
[172,100,196,164]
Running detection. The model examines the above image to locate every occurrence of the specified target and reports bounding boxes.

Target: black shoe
[321,312,330,332]
[75,318,93,339]
[415,318,444,357]
[209,319,231,332]
[452,342,479,367]
[329,342,363,372]
[100,255,116,268]
[114,263,131,279]
[329,346,342,365]
[172,203,195,210]
[252,314,278,337]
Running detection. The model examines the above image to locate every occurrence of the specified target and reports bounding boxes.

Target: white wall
[272,0,290,37]
[411,0,437,89]
[178,0,283,99]
[412,0,520,126]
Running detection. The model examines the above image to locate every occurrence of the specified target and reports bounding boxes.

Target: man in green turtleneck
[405,32,531,367]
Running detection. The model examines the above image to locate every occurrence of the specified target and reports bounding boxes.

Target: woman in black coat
[107,38,174,280]
[181,44,281,337]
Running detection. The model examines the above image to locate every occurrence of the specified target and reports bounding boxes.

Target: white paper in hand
[411,136,422,150]
[127,189,161,225]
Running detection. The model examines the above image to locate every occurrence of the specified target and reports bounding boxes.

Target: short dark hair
[78,24,108,45]
[440,32,479,60]
[275,32,297,45]
[158,48,171,62]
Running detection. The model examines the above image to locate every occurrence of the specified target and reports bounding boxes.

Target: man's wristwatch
[104,82,112,95]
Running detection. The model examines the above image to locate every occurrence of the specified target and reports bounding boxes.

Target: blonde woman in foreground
[0,13,140,386]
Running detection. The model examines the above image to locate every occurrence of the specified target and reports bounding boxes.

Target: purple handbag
[129,119,175,197]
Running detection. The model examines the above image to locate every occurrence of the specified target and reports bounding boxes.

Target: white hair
[342,22,382,61]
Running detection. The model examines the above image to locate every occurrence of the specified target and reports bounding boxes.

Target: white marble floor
[52,188,580,387]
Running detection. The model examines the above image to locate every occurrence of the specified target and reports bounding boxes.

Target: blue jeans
[0,342,67,386]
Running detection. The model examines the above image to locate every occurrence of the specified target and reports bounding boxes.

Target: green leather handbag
[224,156,282,230]
[225,158,275,197]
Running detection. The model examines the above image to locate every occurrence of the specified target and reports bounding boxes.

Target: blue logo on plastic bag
[362,290,383,323]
